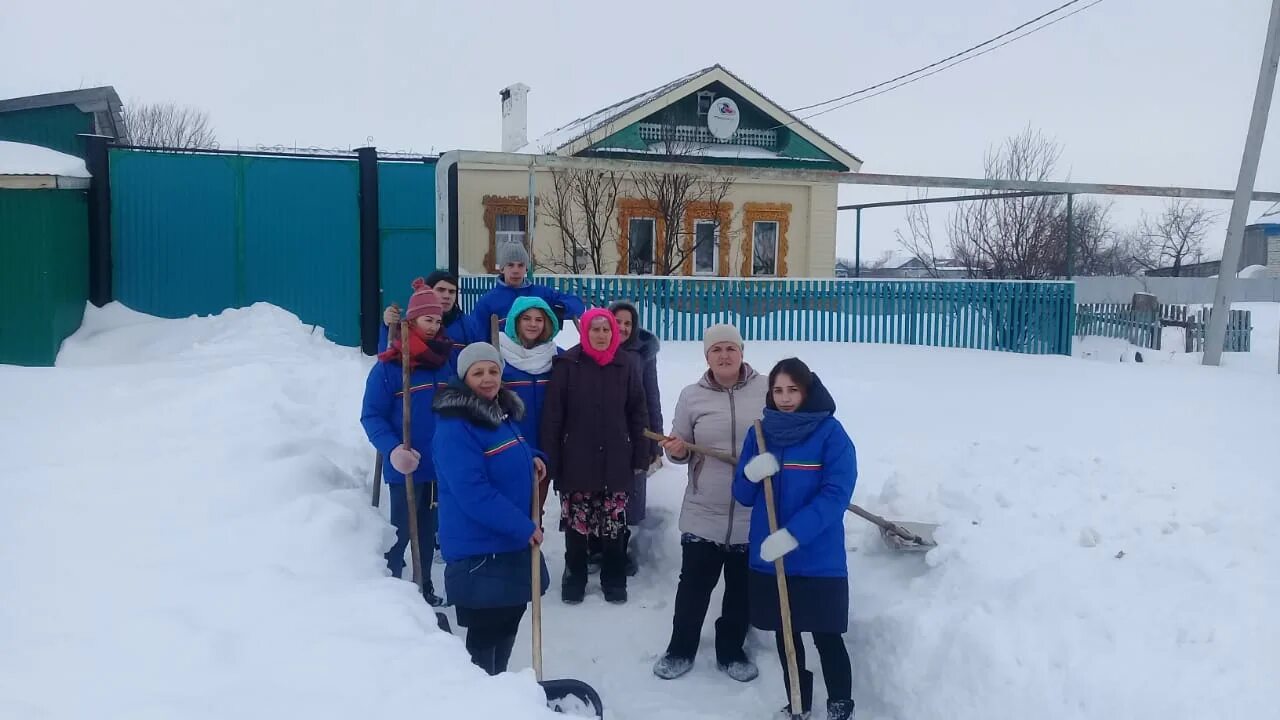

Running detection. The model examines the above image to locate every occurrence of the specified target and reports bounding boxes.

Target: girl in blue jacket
[378,271,481,362]
[732,357,857,720]
[432,343,550,676]
[360,284,455,607]
[498,296,561,521]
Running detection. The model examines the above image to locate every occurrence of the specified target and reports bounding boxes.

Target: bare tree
[540,167,624,274]
[894,193,946,278]
[630,111,737,275]
[1128,200,1217,276]
[123,101,216,149]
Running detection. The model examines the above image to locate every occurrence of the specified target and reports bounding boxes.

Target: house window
[495,213,527,263]
[628,218,656,274]
[697,91,715,117]
[694,220,718,275]
[752,220,779,276]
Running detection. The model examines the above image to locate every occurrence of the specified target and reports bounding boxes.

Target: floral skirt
[560,491,629,539]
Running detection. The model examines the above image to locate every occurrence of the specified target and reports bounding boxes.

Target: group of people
[359,242,859,720]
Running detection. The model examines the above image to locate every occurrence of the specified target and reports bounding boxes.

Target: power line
[798,0,1107,122]
[783,0,1105,125]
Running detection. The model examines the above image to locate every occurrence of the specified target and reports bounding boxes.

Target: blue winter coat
[470,279,585,331]
[502,361,557,454]
[732,380,857,578]
[360,358,455,486]
[431,384,544,562]
[378,310,480,361]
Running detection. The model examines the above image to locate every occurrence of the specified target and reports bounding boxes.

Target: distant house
[850,251,974,279]
[0,86,127,159]
[456,65,862,278]
[1144,223,1280,278]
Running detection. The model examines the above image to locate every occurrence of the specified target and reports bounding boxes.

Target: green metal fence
[459,275,1076,355]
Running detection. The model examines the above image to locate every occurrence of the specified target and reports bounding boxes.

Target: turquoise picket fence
[459,275,1076,355]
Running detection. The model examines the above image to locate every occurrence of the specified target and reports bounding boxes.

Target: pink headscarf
[578,308,621,366]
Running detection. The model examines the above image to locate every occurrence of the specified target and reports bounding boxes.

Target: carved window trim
[741,202,791,278]
[615,198,666,274]
[482,195,537,271]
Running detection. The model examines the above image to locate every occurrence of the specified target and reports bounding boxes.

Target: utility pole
[1204,0,1280,366]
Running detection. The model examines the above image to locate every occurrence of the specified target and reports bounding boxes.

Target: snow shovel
[530,469,605,718]
[399,322,451,628]
[643,429,937,552]
[753,421,804,719]
[371,452,383,508]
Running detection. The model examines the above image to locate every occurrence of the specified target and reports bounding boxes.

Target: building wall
[456,162,838,277]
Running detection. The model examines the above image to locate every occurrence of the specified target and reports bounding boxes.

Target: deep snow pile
[0,303,556,720]
[0,140,91,177]
[3,301,1277,720]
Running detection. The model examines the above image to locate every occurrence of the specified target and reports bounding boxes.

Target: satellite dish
[707,97,740,141]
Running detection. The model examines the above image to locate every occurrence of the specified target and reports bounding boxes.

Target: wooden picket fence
[459,275,1077,355]
[1075,302,1252,352]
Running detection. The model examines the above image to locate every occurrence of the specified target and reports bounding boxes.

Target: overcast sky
[3,0,1278,263]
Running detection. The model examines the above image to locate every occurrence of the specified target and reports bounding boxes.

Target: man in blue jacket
[470,243,586,332]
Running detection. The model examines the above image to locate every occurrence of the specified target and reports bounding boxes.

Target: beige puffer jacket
[667,364,768,546]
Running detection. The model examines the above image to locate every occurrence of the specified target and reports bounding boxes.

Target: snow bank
[5,300,1278,720]
[0,140,91,177]
[0,302,555,720]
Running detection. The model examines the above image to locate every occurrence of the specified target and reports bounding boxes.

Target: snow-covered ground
[3,301,1278,720]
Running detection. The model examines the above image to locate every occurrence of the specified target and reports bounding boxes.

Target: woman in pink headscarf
[541,308,649,605]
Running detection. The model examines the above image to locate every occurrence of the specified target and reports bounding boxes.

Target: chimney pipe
[500,83,530,152]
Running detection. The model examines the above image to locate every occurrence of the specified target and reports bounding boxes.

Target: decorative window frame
[482,195,537,271]
[741,202,791,277]
[683,201,733,276]
[615,198,666,275]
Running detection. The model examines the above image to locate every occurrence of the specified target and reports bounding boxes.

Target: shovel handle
[753,421,804,717]
[643,429,737,465]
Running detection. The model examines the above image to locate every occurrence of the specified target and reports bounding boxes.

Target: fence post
[357,147,381,355]
[81,134,113,307]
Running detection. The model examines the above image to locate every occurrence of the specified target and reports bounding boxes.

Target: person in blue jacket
[432,343,550,676]
[732,357,857,720]
[470,243,585,332]
[497,296,562,520]
[380,271,480,360]
[360,284,455,607]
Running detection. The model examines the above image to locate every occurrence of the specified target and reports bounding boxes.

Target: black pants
[664,539,750,664]
[459,605,526,675]
[775,630,851,710]
[386,482,437,593]
[565,528,626,589]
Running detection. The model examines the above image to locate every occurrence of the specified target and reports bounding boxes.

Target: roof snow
[0,141,90,178]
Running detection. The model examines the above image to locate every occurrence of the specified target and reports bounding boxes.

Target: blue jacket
[378,310,481,361]
[470,279,585,331]
[502,362,556,454]
[431,384,543,562]
[732,384,857,577]
[360,358,455,485]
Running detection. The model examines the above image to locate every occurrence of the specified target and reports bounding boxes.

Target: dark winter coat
[360,358,455,485]
[610,301,663,457]
[732,377,858,578]
[540,345,649,495]
[432,383,543,562]
[470,279,585,333]
[378,309,480,362]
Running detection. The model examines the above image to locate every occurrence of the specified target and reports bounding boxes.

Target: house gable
[524,65,861,172]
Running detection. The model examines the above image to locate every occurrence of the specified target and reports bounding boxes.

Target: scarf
[760,408,831,448]
[499,333,557,375]
[377,325,452,371]
[578,308,621,367]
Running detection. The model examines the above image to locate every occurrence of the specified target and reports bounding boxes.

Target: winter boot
[826,699,855,720]
[717,658,759,683]
[652,653,694,680]
[563,531,589,604]
[602,585,628,604]
[778,669,814,719]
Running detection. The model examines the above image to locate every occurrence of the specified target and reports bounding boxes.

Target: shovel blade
[880,520,938,552]
[541,679,604,718]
